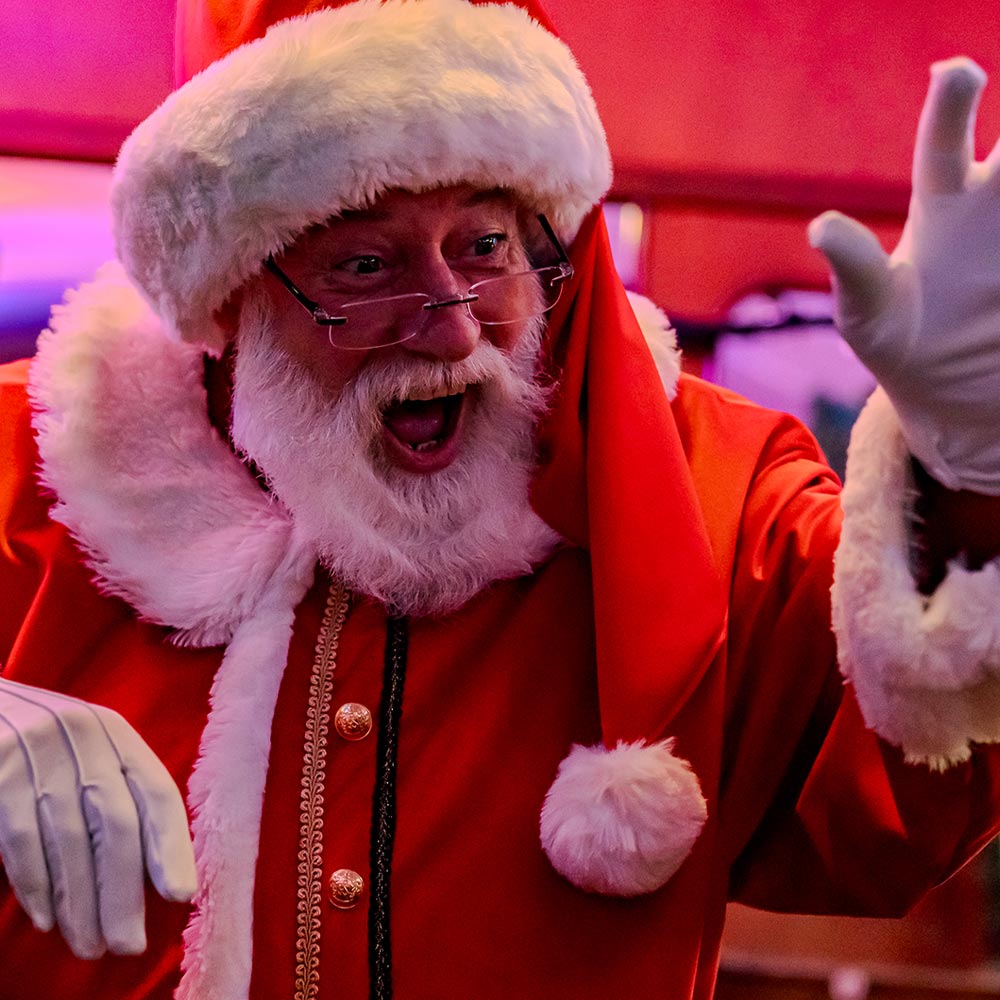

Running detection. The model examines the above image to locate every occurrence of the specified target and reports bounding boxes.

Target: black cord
[368,614,408,1000]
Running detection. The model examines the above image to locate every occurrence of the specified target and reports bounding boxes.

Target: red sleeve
[0,360,212,998]
[0,360,63,669]
[706,403,1000,916]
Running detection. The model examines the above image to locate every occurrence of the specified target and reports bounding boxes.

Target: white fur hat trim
[540,739,707,896]
[833,388,1000,769]
[112,0,612,352]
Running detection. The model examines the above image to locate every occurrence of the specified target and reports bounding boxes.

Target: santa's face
[229,185,561,615]
[253,185,541,476]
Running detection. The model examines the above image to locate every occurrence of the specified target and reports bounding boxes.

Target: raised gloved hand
[810,57,1000,494]
[0,677,197,958]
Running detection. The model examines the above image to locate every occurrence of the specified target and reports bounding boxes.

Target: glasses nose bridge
[403,249,481,333]
[403,267,481,361]
[423,291,478,319]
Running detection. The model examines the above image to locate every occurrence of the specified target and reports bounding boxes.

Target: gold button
[334,702,373,741]
[328,868,364,910]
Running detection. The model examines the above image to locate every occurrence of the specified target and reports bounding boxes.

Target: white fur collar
[30,261,318,1000]
[29,261,313,647]
[626,290,682,401]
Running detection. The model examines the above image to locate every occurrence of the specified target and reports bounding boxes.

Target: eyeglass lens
[327,268,567,350]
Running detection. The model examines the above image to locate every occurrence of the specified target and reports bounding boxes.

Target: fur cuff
[539,740,707,895]
[833,388,1000,769]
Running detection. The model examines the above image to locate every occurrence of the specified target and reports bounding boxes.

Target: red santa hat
[112,0,612,353]
[108,0,725,907]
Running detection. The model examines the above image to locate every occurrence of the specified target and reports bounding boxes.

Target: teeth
[407,382,468,402]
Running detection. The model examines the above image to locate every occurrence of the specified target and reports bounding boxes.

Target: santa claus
[2,1,1000,998]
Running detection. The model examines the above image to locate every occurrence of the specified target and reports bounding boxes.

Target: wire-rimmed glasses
[263,214,573,351]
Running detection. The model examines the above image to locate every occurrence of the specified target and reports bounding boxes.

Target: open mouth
[380,383,470,472]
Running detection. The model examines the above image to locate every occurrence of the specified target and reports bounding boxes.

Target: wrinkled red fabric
[533,209,726,746]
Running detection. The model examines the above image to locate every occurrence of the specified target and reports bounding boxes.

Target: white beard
[230,295,560,616]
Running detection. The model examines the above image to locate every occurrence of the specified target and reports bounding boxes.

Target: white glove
[810,57,1000,494]
[0,677,197,958]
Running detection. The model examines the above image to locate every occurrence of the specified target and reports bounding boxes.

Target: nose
[403,257,481,363]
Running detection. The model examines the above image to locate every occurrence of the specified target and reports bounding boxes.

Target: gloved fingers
[2,680,195,904]
[1,685,138,958]
[809,210,893,327]
[913,57,987,195]
[0,718,56,932]
[125,770,198,904]
[36,792,105,959]
[99,711,198,903]
[81,784,147,954]
[0,680,192,947]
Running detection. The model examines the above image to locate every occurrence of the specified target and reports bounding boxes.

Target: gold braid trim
[294,582,350,1000]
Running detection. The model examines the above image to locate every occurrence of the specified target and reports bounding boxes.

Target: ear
[212,288,245,338]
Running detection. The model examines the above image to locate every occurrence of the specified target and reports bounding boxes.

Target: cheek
[483,319,532,355]
[269,301,368,396]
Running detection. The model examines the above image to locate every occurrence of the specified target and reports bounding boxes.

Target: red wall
[2,0,999,316]
[545,0,1000,318]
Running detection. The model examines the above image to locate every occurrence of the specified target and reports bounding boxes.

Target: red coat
[3,356,998,999]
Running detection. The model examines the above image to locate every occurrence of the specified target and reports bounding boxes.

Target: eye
[340,254,383,275]
[474,233,508,257]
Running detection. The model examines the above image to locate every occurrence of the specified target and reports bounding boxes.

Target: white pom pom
[540,739,707,896]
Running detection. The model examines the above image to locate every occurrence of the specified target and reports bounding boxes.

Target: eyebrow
[335,188,515,224]
[336,206,389,223]
[462,188,514,208]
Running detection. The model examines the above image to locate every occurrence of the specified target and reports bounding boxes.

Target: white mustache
[353,345,521,412]
[338,333,545,442]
